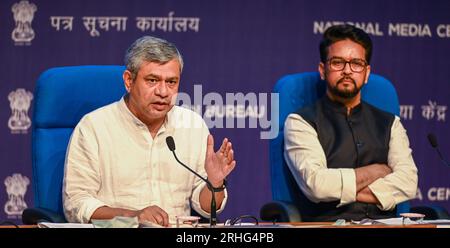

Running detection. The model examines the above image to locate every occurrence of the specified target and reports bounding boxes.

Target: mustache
[337,76,356,86]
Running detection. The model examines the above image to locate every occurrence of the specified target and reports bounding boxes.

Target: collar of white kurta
[117,95,175,134]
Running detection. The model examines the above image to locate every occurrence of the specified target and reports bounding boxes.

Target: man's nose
[155,82,168,97]
[342,62,352,74]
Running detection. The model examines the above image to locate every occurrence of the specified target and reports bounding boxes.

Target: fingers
[217,137,226,152]
[227,148,234,163]
[228,160,236,172]
[210,135,231,157]
[224,140,233,154]
[221,140,236,173]
[206,134,214,157]
[208,135,236,170]
[222,160,236,177]
[155,206,169,227]
[140,206,169,227]
[220,140,233,164]
[158,209,169,227]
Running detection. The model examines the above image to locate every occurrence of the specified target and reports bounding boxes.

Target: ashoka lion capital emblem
[11,0,37,44]
[8,88,33,133]
[4,173,30,216]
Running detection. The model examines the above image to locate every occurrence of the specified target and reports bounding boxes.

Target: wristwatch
[207,178,227,192]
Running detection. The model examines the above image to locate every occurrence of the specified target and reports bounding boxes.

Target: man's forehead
[138,60,181,77]
[328,40,366,59]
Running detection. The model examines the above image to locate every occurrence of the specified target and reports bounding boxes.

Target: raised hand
[204,134,236,186]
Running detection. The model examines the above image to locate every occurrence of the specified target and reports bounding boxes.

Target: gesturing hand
[204,134,236,186]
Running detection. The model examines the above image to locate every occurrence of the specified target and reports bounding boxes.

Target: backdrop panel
[1,0,449,223]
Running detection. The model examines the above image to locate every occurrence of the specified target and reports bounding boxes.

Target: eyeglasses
[327,57,368,73]
[224,215,259,226]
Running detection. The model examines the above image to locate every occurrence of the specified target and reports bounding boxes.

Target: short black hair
[319,24,372,64]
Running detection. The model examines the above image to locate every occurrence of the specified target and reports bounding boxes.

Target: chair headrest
[34,65,126,128]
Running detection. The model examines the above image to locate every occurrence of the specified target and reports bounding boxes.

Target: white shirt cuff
[190,182,228,218]
[337,169,356,207]
[80,198,108,223]
[368,178,396,211]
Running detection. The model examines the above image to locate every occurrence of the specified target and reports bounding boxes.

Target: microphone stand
[435,147,450,167]
[428,133,450,167]
[170,150,217,227]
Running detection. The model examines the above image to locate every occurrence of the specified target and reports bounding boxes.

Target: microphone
[165,136,218,227]
[427,133,450,167]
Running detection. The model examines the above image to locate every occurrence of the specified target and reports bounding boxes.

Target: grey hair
[124,36,183,79]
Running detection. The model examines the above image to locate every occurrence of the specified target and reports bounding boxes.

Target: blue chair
[22,65,126,224]
[260,72,413,222]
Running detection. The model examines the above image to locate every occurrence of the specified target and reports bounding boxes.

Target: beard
[328,76,362,99]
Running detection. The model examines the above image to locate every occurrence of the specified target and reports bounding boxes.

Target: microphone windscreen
[166,136,176,151]
[427,133,438,148]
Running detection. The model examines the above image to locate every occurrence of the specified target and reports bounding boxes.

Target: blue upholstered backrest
[32,65,126,217]
[269,72,409,214]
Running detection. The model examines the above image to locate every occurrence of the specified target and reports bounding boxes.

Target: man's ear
[123,70,133,92]
[364,65,371,84]
[318,62,325,80]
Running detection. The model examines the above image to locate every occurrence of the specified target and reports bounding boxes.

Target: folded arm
[355,163,392,204]
[284,114,356,206]
[284,115,417,210]
[366,117,418,210]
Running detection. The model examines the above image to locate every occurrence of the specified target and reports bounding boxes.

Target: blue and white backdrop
[1,0,449,223]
